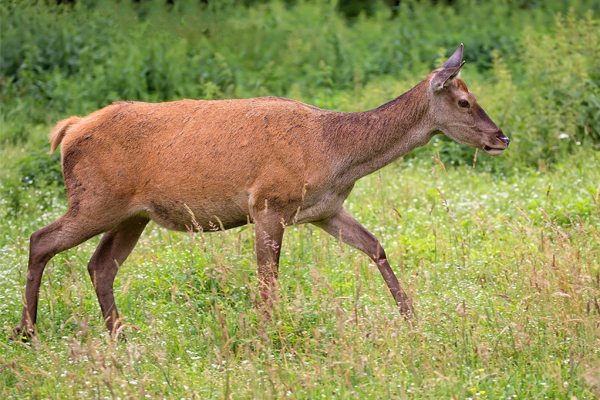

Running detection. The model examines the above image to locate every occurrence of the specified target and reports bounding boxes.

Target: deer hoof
[11,326,34,342]
[399,301,415,319]
[116,332,128,343]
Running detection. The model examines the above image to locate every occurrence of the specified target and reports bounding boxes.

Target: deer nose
[496,131,510,147]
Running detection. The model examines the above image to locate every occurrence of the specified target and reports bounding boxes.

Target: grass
[1,147,599,398]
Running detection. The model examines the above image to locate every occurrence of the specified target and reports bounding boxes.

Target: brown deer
[14,44,508,339]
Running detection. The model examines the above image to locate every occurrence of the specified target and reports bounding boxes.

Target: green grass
[1,149,599,398]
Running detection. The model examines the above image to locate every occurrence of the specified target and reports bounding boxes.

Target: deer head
[428,44,509,155]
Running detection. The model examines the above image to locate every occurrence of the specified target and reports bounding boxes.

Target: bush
[1,141,64,218]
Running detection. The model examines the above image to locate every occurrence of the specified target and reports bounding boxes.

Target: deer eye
[458,99,469,108]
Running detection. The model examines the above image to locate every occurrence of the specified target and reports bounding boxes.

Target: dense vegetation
[1,0,599,398]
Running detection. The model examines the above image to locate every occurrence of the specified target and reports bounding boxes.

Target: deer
[14,44,509,340]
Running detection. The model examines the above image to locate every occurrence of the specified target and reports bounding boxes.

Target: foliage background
[1,0,599,398]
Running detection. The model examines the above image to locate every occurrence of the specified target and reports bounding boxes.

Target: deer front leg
[253,210,286,309]
[312,207,413,317]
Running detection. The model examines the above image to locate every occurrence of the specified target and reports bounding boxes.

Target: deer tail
[50,117,82,154]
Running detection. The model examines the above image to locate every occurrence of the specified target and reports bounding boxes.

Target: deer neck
[323,80,434,185]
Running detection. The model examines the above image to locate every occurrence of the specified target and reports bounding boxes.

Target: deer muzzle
[483,130,510,155]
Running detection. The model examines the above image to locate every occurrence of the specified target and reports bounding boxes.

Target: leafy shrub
[507,12,600,164]
[1,141,64,218]
[15,142,63,190]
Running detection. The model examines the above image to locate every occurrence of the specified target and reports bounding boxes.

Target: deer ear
[431,61,466,92]
[440,44,464,69]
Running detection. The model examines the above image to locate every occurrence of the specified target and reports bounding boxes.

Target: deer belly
[145,194,250,232]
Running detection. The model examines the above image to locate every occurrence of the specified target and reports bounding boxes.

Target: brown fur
[15,45,509,337]
[50,117,81,154]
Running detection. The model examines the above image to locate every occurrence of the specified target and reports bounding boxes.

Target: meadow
[1,0,599,398]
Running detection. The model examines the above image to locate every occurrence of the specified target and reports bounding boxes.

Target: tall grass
[1,153,599,398]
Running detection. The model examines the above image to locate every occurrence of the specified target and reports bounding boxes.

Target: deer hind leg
[87,215,149,335]
[312,207,414,317]
[15,210,118,339]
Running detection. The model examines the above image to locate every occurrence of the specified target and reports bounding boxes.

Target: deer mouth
[482,131,510,155]
[483,145,505,156]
